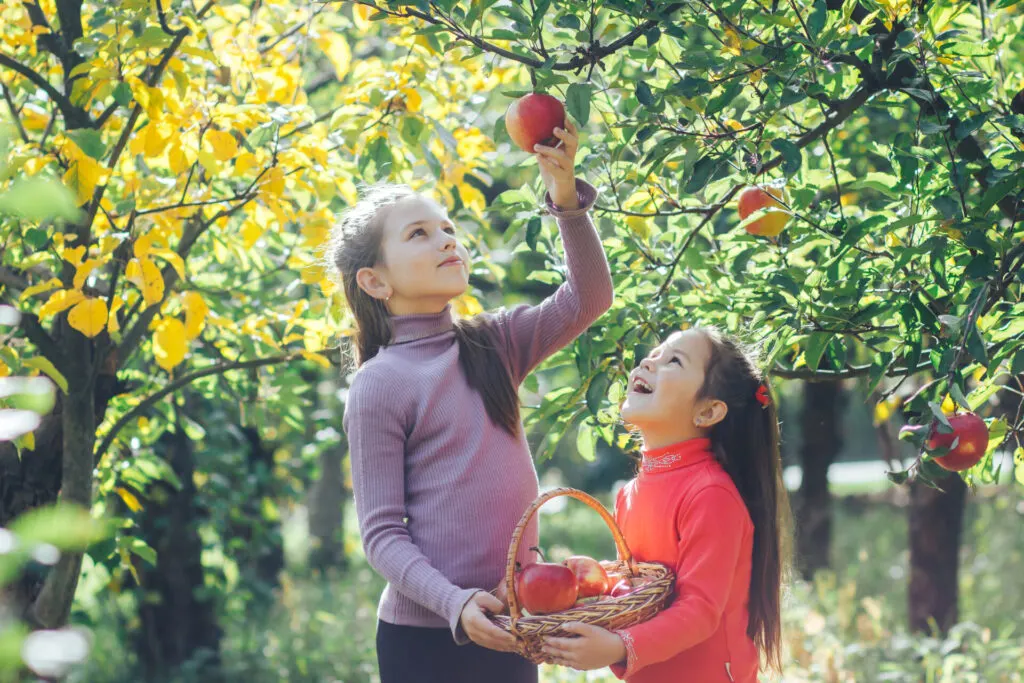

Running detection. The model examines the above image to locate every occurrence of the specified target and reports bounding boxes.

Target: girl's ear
[694,398,728,429]
[355,266,392,301]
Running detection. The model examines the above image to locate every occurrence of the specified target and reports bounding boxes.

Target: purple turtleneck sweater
[343,179,612,642]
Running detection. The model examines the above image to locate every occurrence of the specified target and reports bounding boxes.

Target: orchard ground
[70,476,1024,683]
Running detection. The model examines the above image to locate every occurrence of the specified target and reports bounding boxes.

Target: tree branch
[356,1,669,71]
[0,52,85,128]
[18,312,71,380]
[771,358,933,381]
[92,351,312,464]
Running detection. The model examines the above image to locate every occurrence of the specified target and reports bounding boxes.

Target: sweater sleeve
[614,486,751,678]
[343,365,480,642]
[495,178,613,385]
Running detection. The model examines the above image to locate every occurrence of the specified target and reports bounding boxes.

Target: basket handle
[504,487,637,624]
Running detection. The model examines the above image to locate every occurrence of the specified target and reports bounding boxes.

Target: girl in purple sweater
[327,121,613,683]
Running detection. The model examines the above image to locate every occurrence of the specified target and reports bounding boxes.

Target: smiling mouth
[632,378,653,394]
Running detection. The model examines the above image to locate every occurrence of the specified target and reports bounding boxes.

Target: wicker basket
[488,487,674,664]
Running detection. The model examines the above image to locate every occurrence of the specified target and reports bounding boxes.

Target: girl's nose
[640,358,655,373]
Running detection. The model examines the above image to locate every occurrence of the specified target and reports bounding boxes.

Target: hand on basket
[460,591,519,652]
[542,622,628,671]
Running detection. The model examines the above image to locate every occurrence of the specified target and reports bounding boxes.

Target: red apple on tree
[515,547,578,615]
[505,93,566,153]
[736,185,790,237]
[926,411,989,471]
[563,555,611,598]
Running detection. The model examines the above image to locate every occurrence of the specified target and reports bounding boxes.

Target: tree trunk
[908,473,967,634]
[136,426,222,680]
[796,381,843,580]
[308,438,346,573]
[230,426,284,599]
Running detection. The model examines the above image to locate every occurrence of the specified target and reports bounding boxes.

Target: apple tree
[360,0,1024,633]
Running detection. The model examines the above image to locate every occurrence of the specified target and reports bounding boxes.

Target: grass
[71,486,1024,682]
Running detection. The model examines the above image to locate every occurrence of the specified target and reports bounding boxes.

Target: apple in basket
[609,577,637,598]
[516,548,578,615]
[562,555,611,598]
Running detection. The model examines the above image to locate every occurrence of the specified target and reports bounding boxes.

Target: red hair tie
[755,384,770,408]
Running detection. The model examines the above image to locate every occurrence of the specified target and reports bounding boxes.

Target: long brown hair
[696,327,789,673]
[325,183,520,435]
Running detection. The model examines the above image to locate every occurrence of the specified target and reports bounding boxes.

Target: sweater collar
[389,304,455,345]
[640,437,713,475]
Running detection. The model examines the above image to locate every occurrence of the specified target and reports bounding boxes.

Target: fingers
[474,591,505,614]
[536,154,565,174]
[533,142,569,162]
[466,613,519,651]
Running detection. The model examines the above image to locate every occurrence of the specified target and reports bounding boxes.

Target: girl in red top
[543,326,788,682]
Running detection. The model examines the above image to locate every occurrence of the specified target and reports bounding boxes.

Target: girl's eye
[670,357,683,366]
[412,228,426,237]
[444,225,456,234]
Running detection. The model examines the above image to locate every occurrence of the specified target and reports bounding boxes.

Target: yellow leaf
[143,121,169,158]
[182,292,208,340]
[67,297,108,338]
[20,278,62,301]
[39,289,86,319]
[353,3,373,30]
[315,33,352,81]
[150,248,185,280]
[73,258,102,289]
[167,144,189,175]
[108,296,125,335]
[0,360,9,378]
[62,155,108,207]
[62,245,86,267]
[115,486,143,513]
[453,293,483,317]
[941,394,956,414]
[23,356,69,393]
[400,87,422,113]
[204,129,238,162]
[125,258,143,287]
[140,258,165,306]
[241,220,264,248]
[301,350,332,369]
[260,167,286,198]
[153,317,187,371]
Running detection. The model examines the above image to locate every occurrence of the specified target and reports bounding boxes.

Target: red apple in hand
[563,555,611,598]
[737,185,790,237]
[926,411,989,472]
[505,93,566,153]
[516,549,578,615]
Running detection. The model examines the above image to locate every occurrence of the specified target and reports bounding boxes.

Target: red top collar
[640,437,713,474]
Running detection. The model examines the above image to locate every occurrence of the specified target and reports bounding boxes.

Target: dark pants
[376,620,538,683]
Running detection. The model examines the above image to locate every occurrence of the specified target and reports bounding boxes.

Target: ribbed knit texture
[610,438,758,683]
[343,179,612,642]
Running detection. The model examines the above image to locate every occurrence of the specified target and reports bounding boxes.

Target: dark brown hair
[325,184,520,435]
[696,327,789,673]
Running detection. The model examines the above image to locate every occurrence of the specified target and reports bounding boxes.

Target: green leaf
[576,421,597,462]
[526,216,542,250]
[565,82,591,127]
[66,129,108,160]
[978,173,1021,215]
[129,538,157,565]
[808,0,827,36]
[927,401,952,429]
[10,504,108,551]
[586,371,611,416]
[0,177,81,222]
[636,81,655,106]
[683,156,718,194]
[954,113,989,140]
[112,82,133,106]
[770,139,802,177]
[803,332,832,371]
[966,322,988,365]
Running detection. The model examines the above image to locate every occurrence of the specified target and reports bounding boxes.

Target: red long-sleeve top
[610,438,759,683]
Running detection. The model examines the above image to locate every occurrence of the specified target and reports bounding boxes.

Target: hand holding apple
[534,120,580,211]
[505,92,565,152]
[516,558,578,615]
